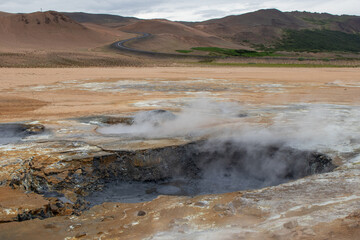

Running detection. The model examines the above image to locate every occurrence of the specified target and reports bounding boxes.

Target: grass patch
[191,47,275,57]
[198,58,216,63]
[300,15,352,26]
[194,62,358,68]
[301,18,330,26]
[276,29,360,52]
[176,50,193,53]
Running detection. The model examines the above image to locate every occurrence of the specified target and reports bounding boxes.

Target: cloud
[194,9,229,20]
[0,0,359,20]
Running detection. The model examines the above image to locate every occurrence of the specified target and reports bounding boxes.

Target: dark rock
[43,223,57,229]
[100,215,115,222]
[137,210,146,216]
[105,116,134,125]
[194,201,208,207]
[17,207,52,221]
[283,220,298,229]
[75,232,87,238]
[237,113,248,118]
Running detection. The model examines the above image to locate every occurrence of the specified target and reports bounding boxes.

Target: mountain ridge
[62,9,360,49]
[1,9,360,53]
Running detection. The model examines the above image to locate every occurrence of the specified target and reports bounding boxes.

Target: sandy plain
[1,67,359,122]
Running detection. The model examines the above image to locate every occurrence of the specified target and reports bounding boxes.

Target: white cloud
[0,0,359,21]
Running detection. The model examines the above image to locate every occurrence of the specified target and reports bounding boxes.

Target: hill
[192,9,307,45]
[192,9,360,52]
[0,11,13,17]
[62,12,139,27]
[0,11,119,50]
[118,19,245,53]
[288,11,360,33]
[73,9,360,53]
[1,9,360,56]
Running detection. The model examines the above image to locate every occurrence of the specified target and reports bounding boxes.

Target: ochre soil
[0,67,359,122]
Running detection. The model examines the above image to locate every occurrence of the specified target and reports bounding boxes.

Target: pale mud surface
[0,67,360,239]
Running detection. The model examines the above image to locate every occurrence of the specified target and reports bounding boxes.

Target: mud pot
[0,123,44,145]
[1,108,337,215]
[86,140,335,205]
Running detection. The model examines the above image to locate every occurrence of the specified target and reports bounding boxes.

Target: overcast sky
[1,0,359,21]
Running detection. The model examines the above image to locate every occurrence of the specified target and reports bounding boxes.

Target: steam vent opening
[0,123,44,145]
[86,139,336,206]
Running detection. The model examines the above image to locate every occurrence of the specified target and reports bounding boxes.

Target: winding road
[111,32,328,62]
[111,32,212,58]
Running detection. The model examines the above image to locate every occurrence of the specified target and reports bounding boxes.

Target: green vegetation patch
[301,15,352,26]
[276,29,360,52]
[302,17,329,25]
[191,47,274,57]
[176,50,193,53]
[195,62,357,68]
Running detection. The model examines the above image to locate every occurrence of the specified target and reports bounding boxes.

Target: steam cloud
[98,98,242,139]
[98,98,360,156]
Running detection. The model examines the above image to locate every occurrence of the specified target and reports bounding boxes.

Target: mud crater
[0,123,44,145]
[6,110,336,214]
[86,140,335,205]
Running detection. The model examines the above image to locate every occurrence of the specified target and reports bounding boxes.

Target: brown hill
[193,9,308,45]
[0,11,119,50]
[0,11,13,17]
[63,12,139,28]
[119,19,245,53]
[288,11,360,33]
[2,9,359,55]
[192,9,360,47]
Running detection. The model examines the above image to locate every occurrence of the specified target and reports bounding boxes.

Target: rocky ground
[0,67,359,239]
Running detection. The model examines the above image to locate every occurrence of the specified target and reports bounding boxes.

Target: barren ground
[0,67,359,240]
[1,67,359,122]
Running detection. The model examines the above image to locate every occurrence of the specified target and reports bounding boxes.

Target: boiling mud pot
[0,123,44,145]
[86,140,335,205]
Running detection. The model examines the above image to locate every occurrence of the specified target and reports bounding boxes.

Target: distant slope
[288,11,360,33]
[120,19,217,36]
[192,9,308,45]
[119,19,245,53]
[0,11,119,50]
[276,29,360,52]
[192,9,360,50]
[0,11,13,17]
[63,12,139,27]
